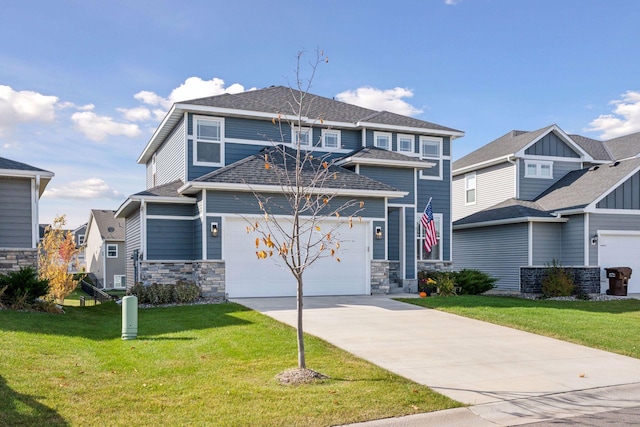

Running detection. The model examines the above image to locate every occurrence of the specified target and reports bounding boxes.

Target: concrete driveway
[234,295,640,425]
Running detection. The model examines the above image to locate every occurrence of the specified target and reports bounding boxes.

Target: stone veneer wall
[0,249,37,273]
[370,260,390,294]
[139,261,227,298]
[417,261,453,273]
[520,266,601,294]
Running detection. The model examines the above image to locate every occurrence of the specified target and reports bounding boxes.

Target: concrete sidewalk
[233,295,640,425]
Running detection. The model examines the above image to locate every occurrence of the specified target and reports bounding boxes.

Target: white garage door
[224,217,370,298]
[598,233,640,293]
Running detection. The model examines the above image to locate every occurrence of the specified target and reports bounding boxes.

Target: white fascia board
[585,164,640,211]
[452,155,514,176]
[514,125,594,162]
[453,216,567,230]
[0,169,54,179]
[336,157,435,169]
[553,208,587,215]
[114,195,195,218]
[356,121,464,138]
[138,104,179,164]
[180,182,407,199]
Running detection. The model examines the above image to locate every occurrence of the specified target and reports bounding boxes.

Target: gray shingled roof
[133,180,186,198]
[453,198,553,226]
[339,146,433,167]
[90,210,125,240]
[568,134,613,161]
[185,86,462,133]
[453,126,554,171]
[534,158,640,211]
[0,156,52,173]
[193,146,399,194]
[603,131,640,160]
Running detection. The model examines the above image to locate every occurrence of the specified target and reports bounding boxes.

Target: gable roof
[336,146,435,168]
[568,134,613,161]
[87,210,125,241]
[603,131,640,160]
[0,156,54,195]
[180,146,404,198]
[453,198,560,228]
[534,157,640,212]
[114,180,195,218]
[139,85,464,164]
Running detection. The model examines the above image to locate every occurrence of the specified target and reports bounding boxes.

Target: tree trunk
[296,275,306,369]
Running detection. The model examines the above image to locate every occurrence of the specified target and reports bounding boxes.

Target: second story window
[398,134,414,153]
[525,160,553,178]
[194,117,223,166]
[374,132,391,150]
[322,129,341,149]
[106,244,118,258]
[293,126,312,146]
[465,172,476,205]
[420,136,443,180]
[77,234,85,246]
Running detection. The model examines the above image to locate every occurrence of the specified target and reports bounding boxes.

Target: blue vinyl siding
[147,203,195,217]
[520,160,582,200]
[206,191,385,218]
[417,160,451,261]
[207,216,222,260]
[339,129,361,151]
[532,222,562,265]
[372,221,385,260]
[0,177,32,248]
[589,213,640,265]
[525,132,580,157]
[405,209,416,279]
[147,219,195,260]
[125,210,141,287]
[194,194,204,259]
[560,215,585,265]
[387,208,400,261]
[225,143,265,166]
[597,170,640,209]
[453,223,529,291]
[359,166,414,204]
[225,116,283,141]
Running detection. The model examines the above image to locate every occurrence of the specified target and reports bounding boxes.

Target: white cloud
[335,86,424,116]
[44,177,122,200]
[118,106,152,122]
[134,90,167,108]
[57,101,94,111]
[71,111,141,142]
[586,91,640,139]
[445,0,459,4]
[0,85,59,135]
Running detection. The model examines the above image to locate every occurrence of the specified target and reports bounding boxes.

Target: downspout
[141,199,147,261]
[361,127,366,148]
[32,175,40,248]
[102,240,107,287]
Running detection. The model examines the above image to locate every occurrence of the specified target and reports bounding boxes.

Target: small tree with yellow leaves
[246,50,364,372]
[38,214,79,303]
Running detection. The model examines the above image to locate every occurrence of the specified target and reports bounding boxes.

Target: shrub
[0,266,50,307]
[174,281,201,303]
[541,260,575,297]
[455,269,497,295]
[128,281,201,305]
[437,274,457,296]
[418,270,457,296]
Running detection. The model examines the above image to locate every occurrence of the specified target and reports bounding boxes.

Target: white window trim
[465,172,477,206]
[193,115,224,167]
[420,136,443,180]
[374,131,392,150]
[106,244,118,258]
[397,134,415,154]
[417,212,443,261]
[77,234,85,245]
[114,275,126,288]
[524,159,553,179]
[321,129,341,149]
[292,126,312,146]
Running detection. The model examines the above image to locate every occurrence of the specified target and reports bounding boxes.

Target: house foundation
[520,266,601,294]
[0,249,38,273]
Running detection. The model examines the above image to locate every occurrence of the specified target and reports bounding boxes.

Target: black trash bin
[605,267,632,296]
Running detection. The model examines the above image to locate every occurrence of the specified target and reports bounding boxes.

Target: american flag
[420,199,438,253]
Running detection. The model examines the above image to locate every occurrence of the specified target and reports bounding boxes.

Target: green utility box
[122,295,138,340]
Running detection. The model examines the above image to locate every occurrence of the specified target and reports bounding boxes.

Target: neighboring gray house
[0,157,54,272]
[452,124,640,293]
[84,210,125,289]
[72,223,87,271]
[116,86,464,298]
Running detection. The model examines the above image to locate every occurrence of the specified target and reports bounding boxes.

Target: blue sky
[2,0,640,228]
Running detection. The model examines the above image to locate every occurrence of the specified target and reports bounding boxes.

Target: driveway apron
[233,295,640,407]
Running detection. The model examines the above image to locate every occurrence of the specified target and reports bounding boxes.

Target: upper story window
[524,160,553,179]
[398,134,414,153]
[106,244,118,258]
[465,172,476,205]
[194,116,224,166]
[77,234,85,246]
[292,126,312,146]
[420,136,443,180]
[374,132,391,150]
[322,129,341,149]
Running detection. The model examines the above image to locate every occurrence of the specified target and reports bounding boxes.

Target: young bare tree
[247,50,364,372]
[38,214,79,303]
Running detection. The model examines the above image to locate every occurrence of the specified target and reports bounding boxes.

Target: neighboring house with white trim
[452,124,640,293]
[116,86,464,298]
[0,157,54,273]
[84,210,125,289]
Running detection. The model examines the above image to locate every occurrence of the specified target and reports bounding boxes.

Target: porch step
[388,284,406,294]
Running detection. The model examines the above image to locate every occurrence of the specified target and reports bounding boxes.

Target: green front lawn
[400,296,640,358]
[0,302,460,426]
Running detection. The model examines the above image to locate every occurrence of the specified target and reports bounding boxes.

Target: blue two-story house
[116,86,463,298]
